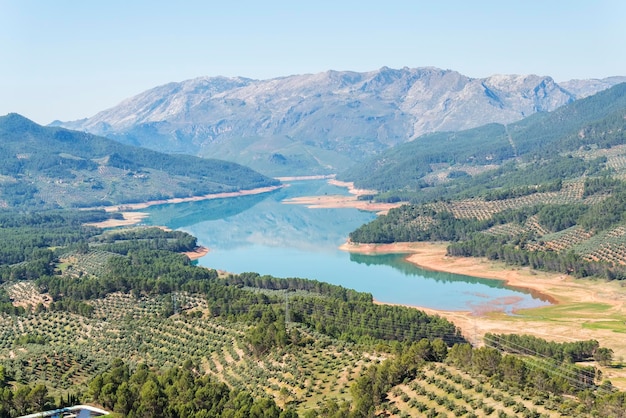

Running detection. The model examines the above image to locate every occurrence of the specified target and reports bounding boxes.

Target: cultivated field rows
[0,288,379,412]
[385,363,580,417]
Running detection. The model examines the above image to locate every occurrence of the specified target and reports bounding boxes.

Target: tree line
[350,178,626,280]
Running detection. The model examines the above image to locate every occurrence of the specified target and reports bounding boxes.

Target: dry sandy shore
[342,241,626,385]
[183,246,210,260]
[282,178,403,215]
[85,185,283,228]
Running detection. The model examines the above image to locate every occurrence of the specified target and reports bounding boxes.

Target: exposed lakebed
[138,179,550,313]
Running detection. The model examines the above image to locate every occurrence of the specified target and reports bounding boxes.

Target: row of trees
[88,359,296,418]
[93,227,198,254]
[445,343,626,416]
[226,272,373,303]
[447,233,626,280]
[484,333,603,363]
[348,337,623,418]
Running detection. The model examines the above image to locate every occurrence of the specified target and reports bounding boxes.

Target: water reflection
[138,179,550,312]
[350,253,505,288]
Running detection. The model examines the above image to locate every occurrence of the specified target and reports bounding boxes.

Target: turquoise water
[139,180,550,313]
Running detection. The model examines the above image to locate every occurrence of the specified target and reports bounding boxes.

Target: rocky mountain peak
[54,67,624,176]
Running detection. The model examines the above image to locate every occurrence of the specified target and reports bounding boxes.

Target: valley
[2,76,626,417]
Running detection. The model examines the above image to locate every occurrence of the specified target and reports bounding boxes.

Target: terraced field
[2,278,622,416]
[427,180,587,222]
[415,176,626,267]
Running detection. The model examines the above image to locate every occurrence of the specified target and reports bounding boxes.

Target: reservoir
[139,179,550,313]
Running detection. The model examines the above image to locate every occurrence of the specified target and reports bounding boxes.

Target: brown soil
[183,246,210,260]
[85,211,149,228]
[342,241,626,382]
[283,179,402,215]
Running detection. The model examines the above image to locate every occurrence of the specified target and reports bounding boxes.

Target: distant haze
[54,67,626,176]
[1,1,625,124]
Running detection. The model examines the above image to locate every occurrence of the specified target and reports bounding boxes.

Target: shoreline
[341,240,626,368]
[85,185,284,228]
[339,241,560,304]
[184,246,210,260]
[275,174,335,182]
[282,179,403,215]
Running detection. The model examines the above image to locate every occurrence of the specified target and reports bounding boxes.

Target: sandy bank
[85,212,150,228]
[85,185,283,228]
[283,195,403,215]
[282,179,402,215]
[183,246,210,260]
[275,175,335,182]
[342,241,626,372]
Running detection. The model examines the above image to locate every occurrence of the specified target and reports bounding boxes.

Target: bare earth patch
[85,185,284,228]
[183,246,210,260]
[85,211,149,228]
[342,241,626,388]
[5,281,52,309]
[283,179,403,215]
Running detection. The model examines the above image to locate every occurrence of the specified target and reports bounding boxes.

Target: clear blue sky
[1,0,624,124]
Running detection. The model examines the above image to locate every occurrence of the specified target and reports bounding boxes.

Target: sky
[1,0,625,125]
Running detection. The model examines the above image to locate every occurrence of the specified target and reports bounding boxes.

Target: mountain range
[340,81,626,196]
[54,67,626,176]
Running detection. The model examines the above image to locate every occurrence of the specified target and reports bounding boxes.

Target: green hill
[339,82,626,200]
[0,113,280,209]
[344,83,626,280]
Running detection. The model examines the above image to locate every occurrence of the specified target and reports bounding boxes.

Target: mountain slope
[55,67,623,176]
[345,83,626,279]
[0,113,279,209]
[339,82,626,195]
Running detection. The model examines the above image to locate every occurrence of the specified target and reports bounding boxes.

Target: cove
[138,179,551,313]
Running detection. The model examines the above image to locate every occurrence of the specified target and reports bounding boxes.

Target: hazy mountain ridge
[340,82,626,195]
[559,76,626,98]
[55,67,624,175]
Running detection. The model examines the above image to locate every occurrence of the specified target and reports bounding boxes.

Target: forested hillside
[1,209,624,416]
[345,84,626,281]
[0,209,462,416]
[0,114,279,209]
[339,82,626,199]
